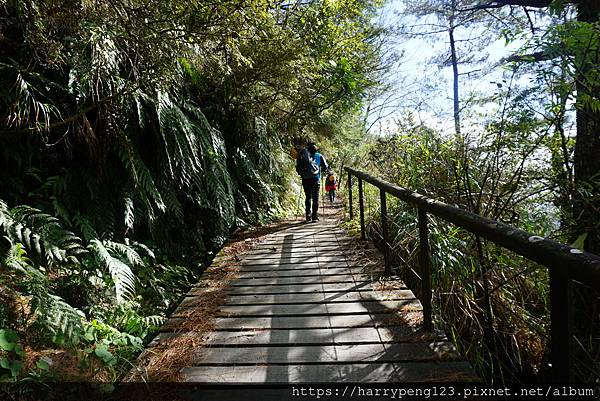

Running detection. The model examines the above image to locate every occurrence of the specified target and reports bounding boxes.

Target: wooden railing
[345,167,600,383]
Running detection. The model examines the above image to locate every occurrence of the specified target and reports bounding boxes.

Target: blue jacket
[310,152,328,181]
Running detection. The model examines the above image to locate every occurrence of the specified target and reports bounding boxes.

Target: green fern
[44,295,85,345]
[73,213,99,242]
[125,239,156,261]
[3,243,85,346]
[1,201,84,265]
[159,185,184,223]
[156,91,203,188]
[116,129,166,219]
[141,315,166,328]
[3,243,29,273]
[104,240,143,267]
[88,239,136,304]
[123,192,135,232]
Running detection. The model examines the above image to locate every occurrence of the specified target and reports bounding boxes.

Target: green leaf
[0,358,9,369]
[0,330,17,351]
[52,332,65,345]
[9,360,22,378]
[36,359,50,371]
[94,344,113,363]
[571,233,587,250]
[13,344,24,356]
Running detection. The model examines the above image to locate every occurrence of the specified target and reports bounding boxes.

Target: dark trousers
[302,178,320,218]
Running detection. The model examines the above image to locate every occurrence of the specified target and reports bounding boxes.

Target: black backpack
[296,148,320,179]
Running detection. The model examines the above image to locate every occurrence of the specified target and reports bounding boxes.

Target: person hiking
[295,142,329,222]
[325,170,337,202]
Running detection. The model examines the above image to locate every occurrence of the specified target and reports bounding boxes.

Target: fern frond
[73,213,99,242]
[1,203,84,264]
[125,239,156,260]
[6,71,61,131]
[141,315,166,327]
[45,295,85,344]
[4,243,30,273]
[104,240,143,267]
[123,193,135,231]
[0,198,12,228]
[2,240,85,345]
[160,186,184,222]
[88,189,117,237]
[116,131,166,216]
[89,239,136,304]
[156,92,203,188]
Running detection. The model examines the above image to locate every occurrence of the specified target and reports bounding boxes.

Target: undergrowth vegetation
[0,0,383,383]
[343,116,598,384]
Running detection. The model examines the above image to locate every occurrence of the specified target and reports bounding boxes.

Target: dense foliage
[0,0,382,382]
[344,0,599,386]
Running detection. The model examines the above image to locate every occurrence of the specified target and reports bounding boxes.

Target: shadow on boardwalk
[134,199,479,387]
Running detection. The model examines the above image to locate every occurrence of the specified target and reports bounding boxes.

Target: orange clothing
[325,174,337,191]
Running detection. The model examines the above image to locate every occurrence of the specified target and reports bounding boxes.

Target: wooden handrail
[345,166,600,383]
[346,167,600,284]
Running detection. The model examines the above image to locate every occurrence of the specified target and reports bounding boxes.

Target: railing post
[418,208,433,331]
[380,189,392,276]
[358,178,365,240]
[549,269,573,382]
[348,171,353,220]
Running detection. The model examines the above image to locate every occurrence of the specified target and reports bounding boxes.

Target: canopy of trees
[1,0,597,390]
[353,0,599,385]
[0,0,383,383]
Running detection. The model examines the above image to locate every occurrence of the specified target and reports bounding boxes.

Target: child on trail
[325,171,337,202]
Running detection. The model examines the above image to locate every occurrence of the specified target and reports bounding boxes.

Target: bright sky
[367,0,524,137]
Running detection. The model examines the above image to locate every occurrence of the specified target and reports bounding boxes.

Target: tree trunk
[448,5,468,208]
[449,26,462,145]
[572,0,600,254]
[570,0,600,385]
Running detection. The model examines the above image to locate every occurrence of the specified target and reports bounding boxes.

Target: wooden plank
[241,252,349,260]
[256,239,352,247]
[241,257,322,265]
[203,328,386,345]
[239,262,322,270]
[234,268,355,278]
[182,364,342,383]
[193,344,384,364]
[228,277,370,287]
[187,278,379,296]
[237,264,323,272]
[229,275,344,286]
[229,275,367,286]
[184,327,437,346]
[192,342,458,365]
[215,290,417,305]
[225,282,391,295]
[212,314,378,330]
[277,230,347,236]
[268,228,345,235]
[206,329,335,345]
[163,310,424,331]
[240,256,350,265]
[256,238,339,244]
[243,247,355,256]
[250,237,353,245]
[216,300,421,316]
[209,312,424,330]
[236,261,352,271]
[181,361,478,383]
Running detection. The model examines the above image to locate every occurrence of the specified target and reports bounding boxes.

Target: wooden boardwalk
[149,203,478,383]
